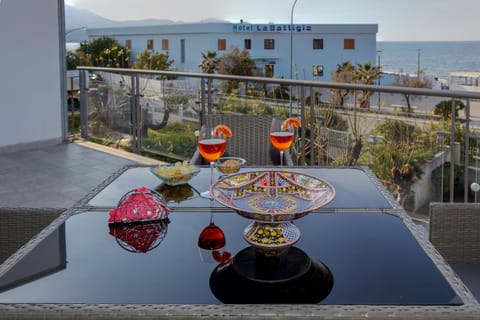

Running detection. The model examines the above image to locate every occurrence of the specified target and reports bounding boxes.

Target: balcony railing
[76,66,480,208]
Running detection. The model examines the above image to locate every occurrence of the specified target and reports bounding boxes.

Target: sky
[66,0,480,41]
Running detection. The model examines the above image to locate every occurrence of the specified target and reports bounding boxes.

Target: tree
[77,36,130,68]
[330,62,355,107]
[132,50,174,75]
[330,61,379,165]
[66,50,81,70]
[434,100,466,121]
[217,46,256,93]
[199,51,219,74]
[391,70,432,113]
[353,62,381,108]
[217,46,256,76]
[131,50,175,131]
[270,85,290,100]
[371,119,425,207]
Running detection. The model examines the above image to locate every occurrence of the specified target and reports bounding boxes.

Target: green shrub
[143,122,197,159]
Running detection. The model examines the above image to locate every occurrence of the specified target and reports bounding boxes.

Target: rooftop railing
[76,66,480,209]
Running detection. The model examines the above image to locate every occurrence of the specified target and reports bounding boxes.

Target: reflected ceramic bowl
[243,221,300,251]
[216,157,246,175]
[150,165,200,186]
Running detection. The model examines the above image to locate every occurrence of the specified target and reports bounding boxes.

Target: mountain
[65,5,175,42]
[65,5,227,42]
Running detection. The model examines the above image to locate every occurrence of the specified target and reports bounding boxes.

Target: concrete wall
[411,150,449,212]
[411,142,465,212]
[0,0,65,153]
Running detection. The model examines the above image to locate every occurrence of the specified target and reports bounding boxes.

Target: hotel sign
[233,23,313,33]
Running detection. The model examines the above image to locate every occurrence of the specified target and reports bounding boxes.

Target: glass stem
[210,161,214,187]
[280,150,284,168]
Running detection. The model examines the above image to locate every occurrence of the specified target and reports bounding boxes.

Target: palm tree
[354,62,381,108]
[330,62,356,107]
[199,51,219,74]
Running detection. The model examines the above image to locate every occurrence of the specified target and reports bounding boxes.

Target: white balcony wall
[0,0,65,153]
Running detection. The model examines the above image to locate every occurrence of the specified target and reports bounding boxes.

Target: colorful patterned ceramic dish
[211,170,335,222]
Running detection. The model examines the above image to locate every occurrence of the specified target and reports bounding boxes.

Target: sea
[377,41,480,80]
[68,40,480,84]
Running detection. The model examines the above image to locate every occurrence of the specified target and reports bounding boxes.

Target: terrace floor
[0,140,162,208]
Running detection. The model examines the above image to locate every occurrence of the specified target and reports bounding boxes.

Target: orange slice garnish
[282,117,301,130]
[213,124,233,138]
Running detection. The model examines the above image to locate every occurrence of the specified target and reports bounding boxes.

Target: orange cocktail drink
[269,131,294,151]
[198,124,231,199]
[198,138,227,163]
[270,117,301,167]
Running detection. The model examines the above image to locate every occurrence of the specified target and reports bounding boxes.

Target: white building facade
[87,22,378,81]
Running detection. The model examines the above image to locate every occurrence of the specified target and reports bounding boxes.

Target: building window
[264,65,274,78]
[313,39,324,50]
[162,39,169,51]
[147,39,154,50]
[244,39,251,50]
[264,39,275,50]
[313,65,324,77]
[344,38,355,50]
[217,39,227,51]
[180,39,185,64]
[125,39,131,50]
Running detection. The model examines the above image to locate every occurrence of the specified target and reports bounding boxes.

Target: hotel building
[87,22,378,81]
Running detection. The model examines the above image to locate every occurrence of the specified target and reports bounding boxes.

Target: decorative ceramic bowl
[150,164,200,186]
[211,170,336,222]
[216,157,246,175]
[211,170,336,253]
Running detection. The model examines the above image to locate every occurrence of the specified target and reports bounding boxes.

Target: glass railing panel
[77,66,480,210]
[85,71,134,149]
[139,76,202,161]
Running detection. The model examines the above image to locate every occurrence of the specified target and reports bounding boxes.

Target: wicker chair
[429,202,480,264]
[429,202,480,301]
[0,207,65,265]
[190,114,294,166]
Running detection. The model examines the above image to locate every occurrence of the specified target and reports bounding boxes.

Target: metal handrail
[77,66,480,100]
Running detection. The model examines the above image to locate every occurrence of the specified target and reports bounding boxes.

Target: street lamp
[417,48,421,78]
[289,0,299,116]
[66,26,86,36]
[376,50,382,110]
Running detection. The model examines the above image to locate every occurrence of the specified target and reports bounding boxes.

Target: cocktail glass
[270,119,294,167]
[198,126,227,198]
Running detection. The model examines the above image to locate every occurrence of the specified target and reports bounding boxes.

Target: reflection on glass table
[0,211,462,305]
[85,166,396,211]
[210,246,334,304]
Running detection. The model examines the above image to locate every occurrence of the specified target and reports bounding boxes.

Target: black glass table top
[87,166,395,210]
[0,210,461,305]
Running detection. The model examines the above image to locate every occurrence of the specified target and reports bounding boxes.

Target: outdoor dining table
[0,165,478,319]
